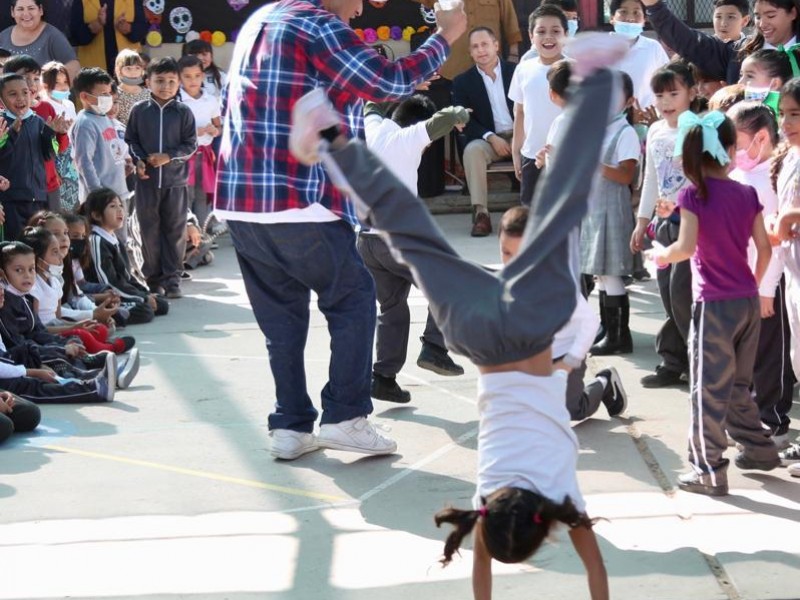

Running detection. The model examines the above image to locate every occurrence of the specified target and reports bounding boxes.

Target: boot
[619,294,633,353]
[593,290,607,345]
[591,294,632,356]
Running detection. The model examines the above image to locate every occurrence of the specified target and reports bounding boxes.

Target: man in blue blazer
[452,27,516,237]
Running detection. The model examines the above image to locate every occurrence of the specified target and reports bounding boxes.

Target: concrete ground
[2,212,799,600]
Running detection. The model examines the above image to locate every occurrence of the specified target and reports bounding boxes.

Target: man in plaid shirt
[215,0,467,460]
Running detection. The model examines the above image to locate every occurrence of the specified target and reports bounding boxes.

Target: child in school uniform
[0,390,40,444]
[181,39,228,101]
[289,33,629,598]
[360,94,468,404]
[125,57,197,299]
[0,72,62,241]
[178,55,221,231]
[652,110,780,496]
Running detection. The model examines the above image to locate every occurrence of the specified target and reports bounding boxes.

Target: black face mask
[69,239,86,257]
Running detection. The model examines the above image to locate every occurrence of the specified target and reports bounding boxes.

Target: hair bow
[778,43,800,78]
[673,110,730,166]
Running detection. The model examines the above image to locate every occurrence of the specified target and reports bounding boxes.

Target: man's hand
[415,72,441,91]
[435,1,467,46]
[488,134,512,158]
[147,153,170,168]
[115,11,132,35]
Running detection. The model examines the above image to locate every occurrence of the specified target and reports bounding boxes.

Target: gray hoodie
[69,109,129,200]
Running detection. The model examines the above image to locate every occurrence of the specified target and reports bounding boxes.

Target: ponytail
[771,141,792,192]
[434,506,481,566]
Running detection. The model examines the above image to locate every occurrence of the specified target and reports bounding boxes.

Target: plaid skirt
[580,178,634,276]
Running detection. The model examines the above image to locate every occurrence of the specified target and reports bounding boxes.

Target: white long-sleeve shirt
[731,161,785,297]
[638,120,689,220]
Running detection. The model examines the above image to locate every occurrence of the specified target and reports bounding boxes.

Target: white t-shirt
[638,119,687,220]
[612,34,669,110]
[180,89,221,147]
[31,273,62,325]
[203,69,228,99]
[49,97,77,121]
[507,58,562,159]
[364,115,430,194]
[731,161,785,297]
[474,371,585,512]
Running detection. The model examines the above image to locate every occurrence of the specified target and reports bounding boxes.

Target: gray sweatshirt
[69,109,129,200]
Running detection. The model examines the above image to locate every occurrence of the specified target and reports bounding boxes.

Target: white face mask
[744,85,770,102]
[613,21,644,39]
[47,263,64,277]
[89,94,113,115]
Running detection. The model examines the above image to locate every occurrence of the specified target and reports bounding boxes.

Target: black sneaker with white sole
[370,373,411,404]
[596,367,627,417]
[780,443,800,465]
[416,340,464,376]
[734,451,781,471]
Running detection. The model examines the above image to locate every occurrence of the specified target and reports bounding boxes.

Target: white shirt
[364,115,430,194]
[31,273,62,325]
[612,34,669,110]
[180,89,221,147]
[552,292,600,364]
[764,35,797,50]
[203,70,228,99]
[638,120,688,220]
[475,371,585,512]
[48,97,77,121]
[477,62,513,136]
[731,161,785,297]
[507,58,562,159]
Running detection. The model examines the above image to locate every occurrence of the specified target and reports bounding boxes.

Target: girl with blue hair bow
[651,110,781,497]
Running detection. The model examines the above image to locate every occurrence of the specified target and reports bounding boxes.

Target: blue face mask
[4,108,33,121]
[50,89,70,101]
[614,21,644,39]
[567,19,579,37]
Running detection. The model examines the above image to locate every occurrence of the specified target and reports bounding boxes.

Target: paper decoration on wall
[227,0,250,10]
[144,0,165,16]
[186,30,200,42]
[420,5,436,24]
[211,31,227,46]
[146,29,163,46]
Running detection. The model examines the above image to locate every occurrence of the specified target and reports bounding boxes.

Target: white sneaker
[779,442,800,465]
[117,348,140,390]
[318,416,397,455]
[788,462,800,477]
[269,429,319,460]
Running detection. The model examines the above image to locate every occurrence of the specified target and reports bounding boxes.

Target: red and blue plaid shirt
[214,0,449,225]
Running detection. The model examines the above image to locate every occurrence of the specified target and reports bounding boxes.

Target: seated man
[452,27,516,237]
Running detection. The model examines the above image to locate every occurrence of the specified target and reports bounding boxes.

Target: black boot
[619,294,633,353]
[593,290,607,345]
[591,294,632,356]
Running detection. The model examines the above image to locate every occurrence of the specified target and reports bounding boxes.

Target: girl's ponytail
[771,141,792,192]
[434,505,481,566]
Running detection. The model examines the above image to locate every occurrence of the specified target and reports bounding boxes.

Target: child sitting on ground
[288,32,627,599]
[0,390,40,445]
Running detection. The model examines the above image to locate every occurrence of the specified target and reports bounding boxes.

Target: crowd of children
[0,40,227,445]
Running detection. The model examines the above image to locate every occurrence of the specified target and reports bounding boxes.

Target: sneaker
[166,286,183,299]
[181,270,192,280]
[640,366,682,388]
[772,432,792,451]
[269,429,319,460]
[633,268,652,281]
[318,416,397,455]
[149,283,166,295]
[788,462,800,477]
[371,374,411,404]
[734,451,781,471]
[82,351,111,370]
[96,353,117,402]
[111,336,136,353]
[779,442,800,465]
[116,348,140,390]
[597,367,627,417]
[417,341,465,376]
[677,461,729,497]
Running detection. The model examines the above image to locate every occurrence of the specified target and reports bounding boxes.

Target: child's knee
[0,414,14,444]
[10,398,41,433]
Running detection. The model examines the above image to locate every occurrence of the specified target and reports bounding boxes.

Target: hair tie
[778,44,800,78]
[533,513,542,524]
[478,506,488,517]
[673,110,730,166]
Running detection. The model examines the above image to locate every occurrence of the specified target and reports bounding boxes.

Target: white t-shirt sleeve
[611,125,641,165]
[364,114,383,147]
[507,65,524,104]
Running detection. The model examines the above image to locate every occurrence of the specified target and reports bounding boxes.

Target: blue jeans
[228,219,376,432]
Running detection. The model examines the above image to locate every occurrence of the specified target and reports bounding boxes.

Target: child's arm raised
[472,525,492,600]
[569,525,609,600]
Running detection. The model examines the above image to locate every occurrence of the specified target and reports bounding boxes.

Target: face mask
[735,137,763,171]
[4,108,33,121]
[567,19,579,37]
[69,239,86,257]
[50,90,70,101]
[613,21,644,39]
[89,94,113,115]
[120,76,143,86]
[744,85,770,102]
[47,263,64,277]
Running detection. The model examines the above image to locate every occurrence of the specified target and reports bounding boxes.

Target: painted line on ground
[41,444,347,503]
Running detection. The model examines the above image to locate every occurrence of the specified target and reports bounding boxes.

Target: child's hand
[764,212,781,246]
[630,221,647,253]
[776,211,800,241]
[655,198,675,219]
[46,114,71,134]
[136,160,149,179]
[645,240,669,269]
[147,294,158,310]
[0,176,9,192]
[0,117,8,140]
[206,124,219,137]
[633,100,658,126]
[186,223,202,247]
[0,396,11,414]
[147,153,170,168]
[534,144,551,169]
[65,342,86,358]
[760,296,776,319]
[93,297,118,322]
[124,156,135,177]
[26,368,57,383]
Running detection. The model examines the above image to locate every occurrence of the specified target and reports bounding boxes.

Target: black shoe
[416,341,465,376]
[633,268,651,281]
[370,374,411,404]
[593,291,606,345]
[149,283,165,295]
[597,367,627,417]
[640,366,683,388]
[734,451,781,471]
[591,295,632,356]
[82,351,110,370]
[677,462,729,497]
[166,286,183,299]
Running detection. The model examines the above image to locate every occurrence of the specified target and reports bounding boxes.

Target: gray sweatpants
[326,70,615,366]
[688,297,779,473]
[565,359,604,421]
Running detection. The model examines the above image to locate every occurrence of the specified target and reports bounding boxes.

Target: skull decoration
[169,7,192,35]
[144,0,165,15]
